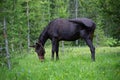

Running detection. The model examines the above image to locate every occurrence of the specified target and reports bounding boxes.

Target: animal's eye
[36,45,40,50]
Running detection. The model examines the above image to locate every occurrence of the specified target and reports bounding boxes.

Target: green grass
[0,47,120,80]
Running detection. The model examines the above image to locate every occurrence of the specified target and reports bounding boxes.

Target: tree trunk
[26,1,30,52]
[75,0,79,45]
[3,17,11,70]
[62,41,64,53]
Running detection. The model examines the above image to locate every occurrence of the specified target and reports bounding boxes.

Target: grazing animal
[30,18,96,61]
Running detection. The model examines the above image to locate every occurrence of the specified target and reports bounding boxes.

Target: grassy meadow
[0,46,120,80]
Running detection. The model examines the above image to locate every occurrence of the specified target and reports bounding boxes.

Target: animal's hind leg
[84,38,95,61]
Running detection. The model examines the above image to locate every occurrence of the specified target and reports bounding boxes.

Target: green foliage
[0,0,120,64]
[97,0,120,44]
[0,0,120,74]
[54,0,69,18]
[105,37,117,47]
[0,47,120,80]
[0,0,120,51]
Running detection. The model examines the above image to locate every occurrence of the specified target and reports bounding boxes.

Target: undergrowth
[0,47,120,80]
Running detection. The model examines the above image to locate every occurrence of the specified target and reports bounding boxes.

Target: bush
[105,37,117,47]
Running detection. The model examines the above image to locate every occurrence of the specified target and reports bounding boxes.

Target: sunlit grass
[0,46,120,80]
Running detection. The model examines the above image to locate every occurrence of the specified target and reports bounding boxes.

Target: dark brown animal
[30,18,96,61]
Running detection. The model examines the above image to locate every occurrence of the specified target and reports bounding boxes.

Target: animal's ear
[36,43,42,48]
[36,43,41,46]
[29,45,36,48]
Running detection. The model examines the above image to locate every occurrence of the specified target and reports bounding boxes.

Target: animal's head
[30,43,45,61]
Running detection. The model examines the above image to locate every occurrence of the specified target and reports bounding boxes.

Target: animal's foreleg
[52,39,55,60]
[55,42,59,60]
[52,38,59,60]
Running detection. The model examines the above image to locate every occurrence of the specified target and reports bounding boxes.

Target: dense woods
[0,0,120,68]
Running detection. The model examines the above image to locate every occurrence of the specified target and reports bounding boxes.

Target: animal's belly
[59,32,80,41]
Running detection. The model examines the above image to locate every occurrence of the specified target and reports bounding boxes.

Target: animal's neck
[38,28,48,46]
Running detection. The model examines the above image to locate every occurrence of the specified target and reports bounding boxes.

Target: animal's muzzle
[38,56,44,61]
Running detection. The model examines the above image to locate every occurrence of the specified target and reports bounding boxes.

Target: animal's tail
[90,23,96,42]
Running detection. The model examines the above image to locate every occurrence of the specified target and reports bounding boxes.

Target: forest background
[0,0,120,69]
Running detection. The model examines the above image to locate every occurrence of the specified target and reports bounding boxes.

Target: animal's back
[47,18,80,40]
